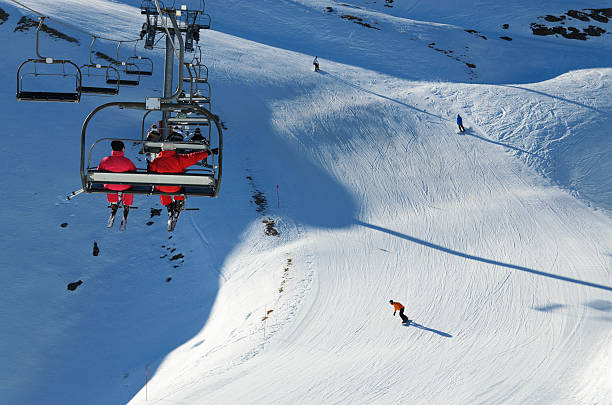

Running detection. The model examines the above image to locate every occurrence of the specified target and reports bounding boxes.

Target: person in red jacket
[389,300,410,324]
[98,140,137,211]
[149,143,218,215]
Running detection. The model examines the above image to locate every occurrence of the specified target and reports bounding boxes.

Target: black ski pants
[399,308,409,323]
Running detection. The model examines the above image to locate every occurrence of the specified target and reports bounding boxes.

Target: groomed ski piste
[1,0,611,404]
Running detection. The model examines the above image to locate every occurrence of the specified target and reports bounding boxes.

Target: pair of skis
[106,204,131,231]
[167,204,183,232]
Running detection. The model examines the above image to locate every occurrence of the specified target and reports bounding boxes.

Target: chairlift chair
[107,42,141,87]
[125,41,153,76]
[79,37,120,95]
[82,101,222,199]
[126,56,153,76]
[16,17,81,102]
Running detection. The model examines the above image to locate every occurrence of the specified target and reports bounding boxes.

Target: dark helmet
[111,140,125,151]
[389,300,393,304]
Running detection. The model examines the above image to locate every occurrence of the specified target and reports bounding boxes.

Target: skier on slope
[313,56,320,72]
[149,143,218,226]
[389,300,410,324]
[98,140,137,228]
[456,114,465,133]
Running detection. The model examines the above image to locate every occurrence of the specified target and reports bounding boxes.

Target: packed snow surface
[0,0,611,404]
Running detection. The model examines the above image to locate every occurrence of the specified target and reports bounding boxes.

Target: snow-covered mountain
[1,1,611,404]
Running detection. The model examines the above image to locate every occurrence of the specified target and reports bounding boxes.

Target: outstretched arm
[178,151,210,170]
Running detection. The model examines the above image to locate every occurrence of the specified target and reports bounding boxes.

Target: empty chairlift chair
[16,17,81,102]
[107,42,141,87]
[125,41,153,76]
[79,37,120,96]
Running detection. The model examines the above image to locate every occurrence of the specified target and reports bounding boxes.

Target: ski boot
[106,203,119,228]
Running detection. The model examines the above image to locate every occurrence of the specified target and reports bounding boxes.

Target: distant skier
[389,300,410,324]
[98,140,137,228]
[313,56,320,72]
[456,114,465,133]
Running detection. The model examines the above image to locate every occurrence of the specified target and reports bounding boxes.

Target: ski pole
[66,188,84,200]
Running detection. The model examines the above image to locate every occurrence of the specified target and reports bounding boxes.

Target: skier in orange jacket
[389,300,410,324]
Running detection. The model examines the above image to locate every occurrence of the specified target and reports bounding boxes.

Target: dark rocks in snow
[502,24,509,29]
[166,277,172,283]
[566,10,592,22]
[67,280,83,291]
[583,25,606,36]
[263,218,279,236]
[585,8,612,23]
[170,253,184,261]
[146,221,154,226]
[500,36,512,41]
[533,8,610,40]
[61,222,68,228]
[252,190,268,213]
[93,242,100,256]
[465,29,487,40]
[544,15,565,23]
[150,208,162,218]
[340,14,380,30]
[246,174,269,213]
[14,16,80,44]
[466,62,476,69]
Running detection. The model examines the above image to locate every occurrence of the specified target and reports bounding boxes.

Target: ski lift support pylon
[16,17,82,102]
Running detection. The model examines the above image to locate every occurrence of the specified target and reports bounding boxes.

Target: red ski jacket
[392,302,404,312]
[98,150,137,191]
[149,150,209,193]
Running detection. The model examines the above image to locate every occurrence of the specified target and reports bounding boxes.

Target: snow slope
[0,0,611,404]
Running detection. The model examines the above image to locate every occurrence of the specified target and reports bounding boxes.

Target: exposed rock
[67,280,83,291]
[170,253,184,261]
[566,10,591,22]
[93,241,100,256]
[544,15,565,22]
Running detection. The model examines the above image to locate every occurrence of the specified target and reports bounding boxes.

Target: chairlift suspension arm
[35,17,46,60]
[89,37,97,65]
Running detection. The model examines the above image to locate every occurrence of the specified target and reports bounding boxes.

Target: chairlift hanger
[81,101,222,198]
[16,17,82,102]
